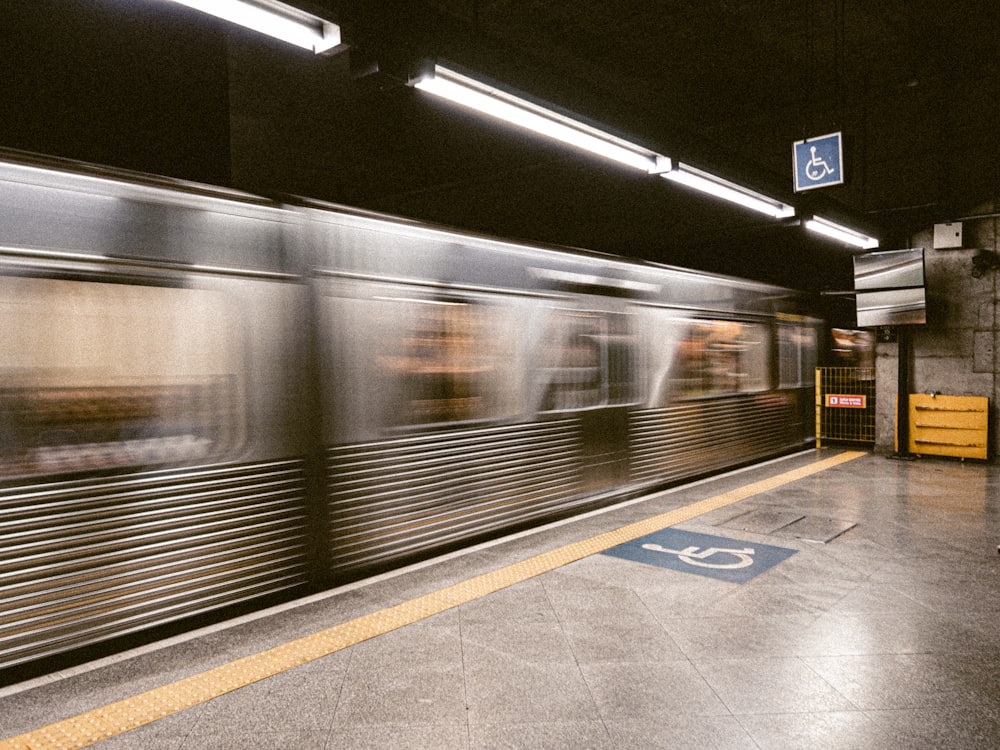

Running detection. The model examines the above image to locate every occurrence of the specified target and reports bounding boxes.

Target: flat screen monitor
[853,248,924,290]
[853,248,926,326]
[856,287,927,326]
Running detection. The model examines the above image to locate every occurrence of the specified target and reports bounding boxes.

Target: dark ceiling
[4,0,1000,315]
[273,0,1000,297]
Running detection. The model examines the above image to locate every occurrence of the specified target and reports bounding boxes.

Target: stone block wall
[875,204,999,459]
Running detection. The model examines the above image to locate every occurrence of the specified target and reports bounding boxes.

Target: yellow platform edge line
[1,450,865,750]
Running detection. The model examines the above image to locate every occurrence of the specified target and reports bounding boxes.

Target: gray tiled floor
[3,450,999,749]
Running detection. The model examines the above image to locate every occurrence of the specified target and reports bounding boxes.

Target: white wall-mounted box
[933,222,963,249]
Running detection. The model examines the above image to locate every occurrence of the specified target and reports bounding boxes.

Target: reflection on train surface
[0,151,820,679]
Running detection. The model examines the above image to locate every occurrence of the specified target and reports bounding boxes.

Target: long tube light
[664,162,794,219]
[805,216,879,249]
[164,0,341,53]
[413,65,669,173]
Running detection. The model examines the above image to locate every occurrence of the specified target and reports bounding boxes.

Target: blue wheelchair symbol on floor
[641,542,756,569]
[604,528,797,583]
[794,132,844,191]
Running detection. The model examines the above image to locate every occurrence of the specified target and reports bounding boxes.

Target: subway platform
[1,449,999,749]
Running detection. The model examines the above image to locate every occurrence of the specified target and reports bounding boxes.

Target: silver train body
[0,152,820,675]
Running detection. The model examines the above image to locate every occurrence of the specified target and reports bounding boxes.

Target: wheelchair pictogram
[804,145,835,181]
[793,132,844,191]
[641,543,756,570]
[604,528,796,582]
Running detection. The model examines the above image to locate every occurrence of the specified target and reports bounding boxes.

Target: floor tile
[348,612,464,671]
[195,682,336,733]
[659,614,818,658]
[795,611,985,656]
[462,619,576,666]
[182,730,331,749]
[560,616,685,664]
[866,705,1000,750]
[737,711,896,750]
[84,708,205,750]
[605,716,756,749]
[465,661,597,723]
[456,580,559,625]
[334,663,468,725]
[581,661,730,719]
[803,652,1000,710]
[703,578,856,617]
[327,722,470,750]
[469,720,613,749]
[694,656,857,714]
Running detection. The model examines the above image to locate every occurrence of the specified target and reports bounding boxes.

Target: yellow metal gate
[816,367,876,446]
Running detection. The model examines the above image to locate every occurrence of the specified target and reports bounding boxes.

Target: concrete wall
[875,203,1000,459]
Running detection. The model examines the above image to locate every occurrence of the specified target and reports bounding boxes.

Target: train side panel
[0,156,819,677]
[302,205,818,581]
[0,158,317,671]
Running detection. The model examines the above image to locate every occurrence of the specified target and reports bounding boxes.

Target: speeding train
[0,150,820,677]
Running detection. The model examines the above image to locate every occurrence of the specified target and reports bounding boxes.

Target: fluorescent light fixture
[805,216,879,249]
[164,0,341,53]
[664,163,794,219]
[413,65,668,173]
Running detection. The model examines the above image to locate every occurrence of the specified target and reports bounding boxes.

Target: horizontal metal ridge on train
[327,423,580,496]
[325,422,587,574]
[328,420,580,456]
[0,460,307,506]
[2,537,307,607]
[1,496,306,559]
[329,445,580,507]
[328,466,582,528]
[1,554,306,644]
[0,567,308,668]
[0,461,313,669]
[324,497,580,573]
[328,494,591,573]
[328,470,582,539]
[326,468,583,530]
[629,399,798,482]
[0,464,310,560]
[330,433,579,476]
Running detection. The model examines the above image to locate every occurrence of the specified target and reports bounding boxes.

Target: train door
[535,302,637,492]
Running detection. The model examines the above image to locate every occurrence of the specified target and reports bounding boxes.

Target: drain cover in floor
[716,508,806,535]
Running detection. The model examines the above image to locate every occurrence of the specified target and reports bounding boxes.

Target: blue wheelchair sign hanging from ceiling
[793,131,844,191]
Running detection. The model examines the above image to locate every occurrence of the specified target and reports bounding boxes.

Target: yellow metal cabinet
[899,394,989,460]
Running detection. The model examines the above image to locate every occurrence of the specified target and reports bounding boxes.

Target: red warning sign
[825,394,867,408]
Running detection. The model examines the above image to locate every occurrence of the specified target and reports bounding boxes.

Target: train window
[670,320,769,398]
[830,328,875,368]
[0,277,243,479]
[779,324,819,388]
[537,309,636,411]
[376,296,516,427]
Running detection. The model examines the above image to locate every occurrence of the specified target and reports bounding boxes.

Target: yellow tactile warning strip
[1,450,865,749]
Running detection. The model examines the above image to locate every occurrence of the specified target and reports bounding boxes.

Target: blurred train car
[0,151,820,678]
[0,153,317,677]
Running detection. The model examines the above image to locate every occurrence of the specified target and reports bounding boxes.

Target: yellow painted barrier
[903,393,989,460]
